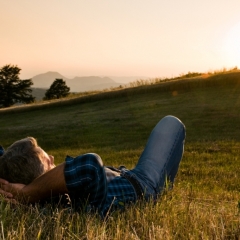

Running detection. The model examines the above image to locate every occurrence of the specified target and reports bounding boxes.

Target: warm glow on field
[224,22,240,66]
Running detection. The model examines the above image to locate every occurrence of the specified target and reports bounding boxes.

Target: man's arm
[0,163,69,203]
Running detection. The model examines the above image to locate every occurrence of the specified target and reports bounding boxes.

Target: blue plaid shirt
[0,146,4,157]
[64,154,137,217]
[0,149,136,216]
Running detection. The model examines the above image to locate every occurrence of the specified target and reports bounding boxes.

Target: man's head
[0,137,55,185]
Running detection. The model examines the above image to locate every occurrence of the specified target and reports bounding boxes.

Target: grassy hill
[1,71,240,238]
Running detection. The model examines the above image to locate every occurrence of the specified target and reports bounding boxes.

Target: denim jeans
[130,115,186,200]
[64,115,185,215]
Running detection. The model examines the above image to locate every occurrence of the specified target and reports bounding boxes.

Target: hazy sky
[1,1,240,79]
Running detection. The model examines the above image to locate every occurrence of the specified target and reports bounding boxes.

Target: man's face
[38,148,56,172]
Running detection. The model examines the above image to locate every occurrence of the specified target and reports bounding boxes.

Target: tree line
[0,64,70,108]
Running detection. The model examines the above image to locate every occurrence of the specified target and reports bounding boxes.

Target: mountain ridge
[31,72,121,92]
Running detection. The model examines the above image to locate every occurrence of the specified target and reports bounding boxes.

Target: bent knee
[162,115,185,130]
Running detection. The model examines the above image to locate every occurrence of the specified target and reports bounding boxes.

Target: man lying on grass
[0,115,185,217]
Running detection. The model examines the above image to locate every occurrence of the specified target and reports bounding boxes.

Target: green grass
[1,71,240,239]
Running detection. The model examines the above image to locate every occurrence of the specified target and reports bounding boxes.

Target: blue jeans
[130,115,186,199]
[64,115,185,214]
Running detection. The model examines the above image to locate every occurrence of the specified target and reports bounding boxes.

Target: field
[1,71,240,239]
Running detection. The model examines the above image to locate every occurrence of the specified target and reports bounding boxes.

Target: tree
[44,79,70,100]
[0,64,35,108]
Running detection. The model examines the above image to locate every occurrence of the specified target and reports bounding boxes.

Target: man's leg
[64,153,107,210]
[131,115,186,199]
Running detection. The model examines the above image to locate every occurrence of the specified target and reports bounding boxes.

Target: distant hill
[31,72,121,92]
[68,76,119,92]
[31,88,47,101]
[31,72,67,88]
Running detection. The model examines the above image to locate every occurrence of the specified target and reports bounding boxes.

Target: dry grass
[1,69,240,238]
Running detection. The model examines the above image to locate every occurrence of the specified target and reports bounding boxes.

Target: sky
[1,1,240,81]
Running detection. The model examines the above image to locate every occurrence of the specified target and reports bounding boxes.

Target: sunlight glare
[223,22,240,66]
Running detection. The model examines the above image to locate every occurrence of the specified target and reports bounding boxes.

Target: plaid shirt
[1,148,136,216]
[0,145,4,156]
[64,154,137,217]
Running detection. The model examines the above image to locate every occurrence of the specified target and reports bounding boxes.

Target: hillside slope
[1,71,240,146]
[1,71,240,238]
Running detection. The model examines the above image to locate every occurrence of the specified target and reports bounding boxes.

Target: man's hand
[0,178,25,200]
[0,178,13,198]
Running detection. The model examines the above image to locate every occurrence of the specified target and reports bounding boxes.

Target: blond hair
[0,137,45,184]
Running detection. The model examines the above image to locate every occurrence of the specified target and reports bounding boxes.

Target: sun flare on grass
[223,22,240,66]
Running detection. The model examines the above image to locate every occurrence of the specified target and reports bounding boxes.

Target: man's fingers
[1,183,11,191]
[0,178,9,185]
[0,183,26,200]
[0,189,13,198]
[4,198,18,205]
[0,180,14,198]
